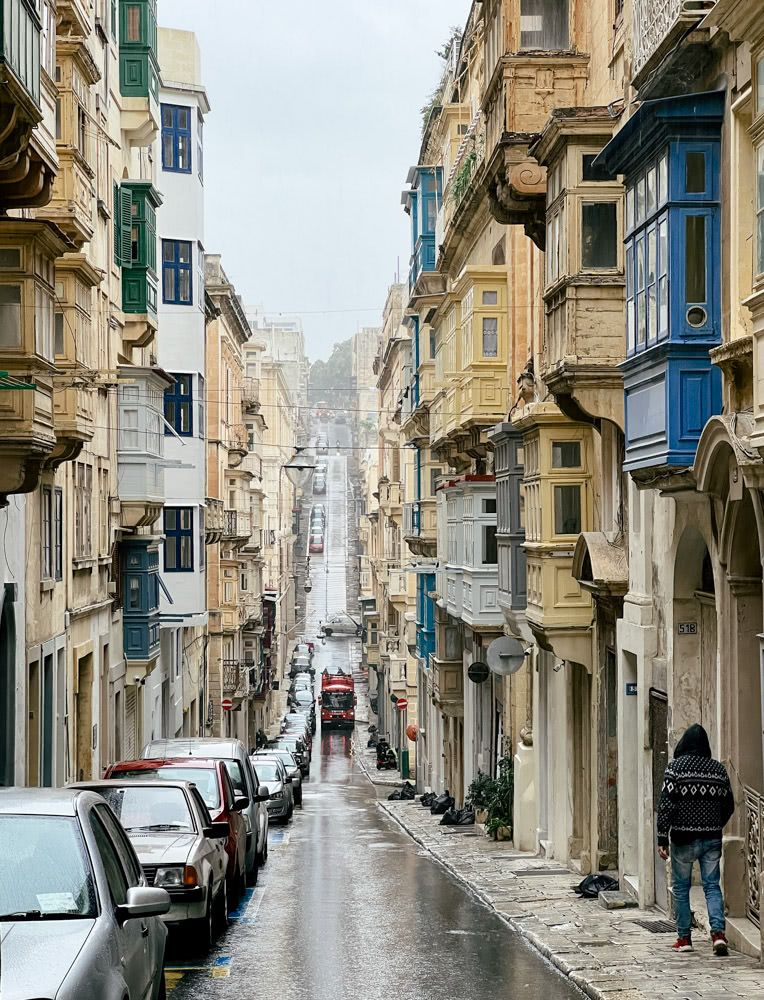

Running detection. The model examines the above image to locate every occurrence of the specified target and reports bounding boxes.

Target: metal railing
[241,376,260,411]
[745,785,762,925]
[222,660,247,697]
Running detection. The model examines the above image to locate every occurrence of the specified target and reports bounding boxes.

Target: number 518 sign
[678,622,698,635]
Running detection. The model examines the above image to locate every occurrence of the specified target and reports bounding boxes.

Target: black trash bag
[420,792,436,808]
[430,792,455,815]
[574,874,619,898]
[399,781,416,800]
[440,806,476,826]
[388,788,402,800]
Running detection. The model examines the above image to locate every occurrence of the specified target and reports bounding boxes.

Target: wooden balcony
[222,660,249,705]
[205,498,224,543]
[222,508,252,546]
[388,567,409,606]
[241,376,261,413]
[403,499,437,557]
[227,424,249,467]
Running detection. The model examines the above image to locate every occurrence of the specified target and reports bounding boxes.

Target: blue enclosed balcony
[402,166,442,293]
[595,91,724,477]
[122,537,161,675]
[416,574,436,664]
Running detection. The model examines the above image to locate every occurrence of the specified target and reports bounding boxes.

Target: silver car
[251,756,293,821]
[72,779,229,950]
[0,788,169,1000]
[143,738,270,878]
[256,748,303,805]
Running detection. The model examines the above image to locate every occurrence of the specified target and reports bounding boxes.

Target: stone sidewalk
[379,798,764,1000]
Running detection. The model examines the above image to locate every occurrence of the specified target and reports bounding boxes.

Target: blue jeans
[671,838,725,938]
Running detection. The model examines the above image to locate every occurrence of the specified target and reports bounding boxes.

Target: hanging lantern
[406,723,418,742]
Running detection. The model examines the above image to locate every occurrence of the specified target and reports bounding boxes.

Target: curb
[379,801,605,1000]
[355,751,406,788]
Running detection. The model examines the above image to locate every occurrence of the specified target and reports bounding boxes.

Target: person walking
[657,723,734,955]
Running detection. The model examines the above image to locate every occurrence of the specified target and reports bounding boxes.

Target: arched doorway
[0,587,15,786]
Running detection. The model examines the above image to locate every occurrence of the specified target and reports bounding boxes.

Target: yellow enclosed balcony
[378,479,402,517]
[50,255,101,466]
[403,498,437,556]
[514,403,594,667]
[455,266,509,433]
[48,38,99,247]
[0,220,70,501]
[388,567,409,607]
[220,561,242,631]
[432,612,463,714]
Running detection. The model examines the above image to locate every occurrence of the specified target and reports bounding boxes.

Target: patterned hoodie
[656,723,734,849]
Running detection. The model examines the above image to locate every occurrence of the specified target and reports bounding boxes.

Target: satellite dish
[487,635,528,676]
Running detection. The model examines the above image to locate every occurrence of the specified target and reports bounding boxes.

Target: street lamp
[283,448,315,491]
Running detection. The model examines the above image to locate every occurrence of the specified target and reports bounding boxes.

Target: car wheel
[296,789,303,806]
[192,884,214,952]
[259,834,268,865]
[215,878,228,929]
[236,862,246,900]
[287,804,294,821]
[246,851,259,887]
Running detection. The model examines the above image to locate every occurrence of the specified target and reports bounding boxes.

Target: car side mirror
[117,886,170,923]
[255,783,270,802]
[285,775,293,784]
[233,795,250,811]
[203,821,229,840]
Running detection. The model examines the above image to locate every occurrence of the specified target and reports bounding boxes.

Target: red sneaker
[711,932,728,956]
[672,937,693,953]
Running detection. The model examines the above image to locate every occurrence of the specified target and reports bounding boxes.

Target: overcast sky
[159,0,468,361]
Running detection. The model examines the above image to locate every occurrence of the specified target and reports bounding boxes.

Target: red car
[309,533,324,553]
[106,757,249,900]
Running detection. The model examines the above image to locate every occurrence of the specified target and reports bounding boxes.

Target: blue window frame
[161,104,192,173]
[164,374,193,436]
[164,507,194,572]
[162,239,193,305]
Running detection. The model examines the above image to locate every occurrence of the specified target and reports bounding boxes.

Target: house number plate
[678,622,698,635]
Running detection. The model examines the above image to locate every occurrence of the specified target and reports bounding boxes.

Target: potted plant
[484,756,514,841]
[466,770,496,825]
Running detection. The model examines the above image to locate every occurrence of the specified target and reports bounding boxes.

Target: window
[554,484,581,535]
[90,811,128,905]
[482,317,498,357]
[75,463,92,558]
[552,440,581,468]
[95,805,142,887]
[199,510,205,571]
[483,525,498,564]
[35,286,54,361]
[520,0,569,50]
[162,240,192,304]
[197,243,205,310]
[77,104,87,158]
[54,488,63,580]
[482,290,498,305]
[161,104,192,173]
[125,4,141,42]
[41,487,52,580]
[54,312,64,356]
[197,373,205,436]
[111,0,117,39]
[197,113,204,182]
[0,285,22,348]
[581,203,617,268]
[582,154,611,183]
[113,183,132,268]
[164,507,194,572]
[164,374,193,436]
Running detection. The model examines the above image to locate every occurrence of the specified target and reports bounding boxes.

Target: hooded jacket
[656,724,734,848]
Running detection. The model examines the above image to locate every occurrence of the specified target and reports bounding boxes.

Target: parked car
[309,533,324,553]
[291,653,314,677]
[311,503,325,518]
[335,413,346,424]
[316,437,328,455]
[106,757,249,902]
[292,676,313,695]
[313,476,326,495]
[141,738,270,879]
[0,788,169,1000]
[310,514,325,532]
[72,779,229,949]
[320,613,362,637]
[255,749,303,806]
[271,737,310,777]
[293,640,315,660]
[251,757,293,822]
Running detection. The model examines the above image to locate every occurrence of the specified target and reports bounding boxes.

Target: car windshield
[254,761,281,782]
[0,815,97,919]
[262,752,296,769]
[323,691,353,710]
[295,691,313,704]
[116,768,220,812]
[99,786,195,833]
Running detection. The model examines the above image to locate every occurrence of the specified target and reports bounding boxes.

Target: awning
[572,532,628,597]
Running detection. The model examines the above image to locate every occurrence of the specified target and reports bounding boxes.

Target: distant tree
[308,337,355,410]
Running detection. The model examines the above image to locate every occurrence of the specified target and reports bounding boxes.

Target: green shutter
[113,182,121,265]
[120,186,133,267]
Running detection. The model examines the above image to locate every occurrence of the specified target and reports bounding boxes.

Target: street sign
[467,661,490,684]
[396,697,408,711]
[221,697,233,711]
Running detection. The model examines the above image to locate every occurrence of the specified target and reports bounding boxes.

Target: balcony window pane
[129,577,141,609]
[554,484,581,535]
[126,5,141,41]
[482,524,498,564]
[483,498,497,514]
[636,235,645,347]
[54,312,64,355]
[482,290,498,305]
[636,175,645,223]
[757,57,764,117]
[685,215,706,303]
[582,203,617,268]
[0,285,21,347]
[647,227,657,343]
[659,152,668,205]
[626,186,634,231]
[482,317,498,357]
[625,244,634,351]
[686,151,706,194]
[552,441,580,468]
[646,166,656,216]
[519,0,568,49]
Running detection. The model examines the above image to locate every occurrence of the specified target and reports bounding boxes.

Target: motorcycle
[376,740,397,771]
[366,725,379,749]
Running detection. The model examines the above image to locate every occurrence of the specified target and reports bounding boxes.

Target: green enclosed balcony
[118,180,161,347]
[119,0,159,144]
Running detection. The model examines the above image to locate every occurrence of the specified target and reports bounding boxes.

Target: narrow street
[166,429,582,1000]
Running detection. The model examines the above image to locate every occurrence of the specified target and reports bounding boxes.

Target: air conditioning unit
[107,582,117,596]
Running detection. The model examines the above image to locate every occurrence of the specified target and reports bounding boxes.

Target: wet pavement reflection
[167,706,582,1000]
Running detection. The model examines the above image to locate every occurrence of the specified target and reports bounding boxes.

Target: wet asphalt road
[167,711,582,1000]
[166,435,581,999]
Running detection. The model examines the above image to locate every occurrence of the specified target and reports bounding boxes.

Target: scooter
[366,725,379,749]
[376,740,397,771]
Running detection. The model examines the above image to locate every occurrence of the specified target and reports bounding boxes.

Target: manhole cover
[631,919,676,933]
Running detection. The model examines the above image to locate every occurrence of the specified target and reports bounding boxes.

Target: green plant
[452,149,477,204]
[485,756,514,832]
[467,769,496,810]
